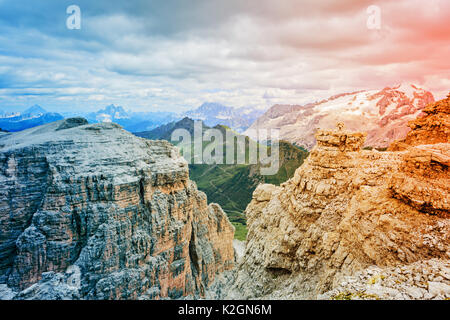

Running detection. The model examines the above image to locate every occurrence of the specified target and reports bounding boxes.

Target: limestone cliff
[228,95,449,300]
[0,118,234,300]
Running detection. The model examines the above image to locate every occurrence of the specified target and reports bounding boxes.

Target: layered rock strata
[389,95,449,217]
[389,93,449,150]
[0,118,234,300]
[228,96,449,299]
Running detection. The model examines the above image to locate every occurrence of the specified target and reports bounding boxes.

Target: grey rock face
[0,118,234,299]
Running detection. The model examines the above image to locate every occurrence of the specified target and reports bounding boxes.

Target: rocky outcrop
[388,95,449,217]
[389,144,449,217]
[0,118,234,300]
[389,92,449,150]
[318,259,450,300]
[228,98,449,299]
[245,84,434,150]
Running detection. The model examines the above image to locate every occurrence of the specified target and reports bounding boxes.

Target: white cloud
[0,0,448,112]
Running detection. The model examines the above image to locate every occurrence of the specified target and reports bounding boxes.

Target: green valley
[135,118,309,240]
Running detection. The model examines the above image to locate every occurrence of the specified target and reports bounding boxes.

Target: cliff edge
[0,118,235,300]
[227,95,449,300]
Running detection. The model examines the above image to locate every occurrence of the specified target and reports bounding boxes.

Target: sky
[0,0,449,113]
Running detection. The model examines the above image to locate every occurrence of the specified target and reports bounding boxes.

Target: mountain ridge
[0,107,64,132]
[245,84,435,150]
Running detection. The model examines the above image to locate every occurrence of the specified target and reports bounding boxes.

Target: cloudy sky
[0,0,449,113]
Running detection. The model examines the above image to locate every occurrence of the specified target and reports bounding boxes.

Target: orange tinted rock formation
[386,94,450,218]
[228,107,449,299]
[389,93,450,150]
[389,144,449,217]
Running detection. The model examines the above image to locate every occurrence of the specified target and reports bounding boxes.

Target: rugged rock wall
[229,96,449,300]
[389,93,449,150]
[0,118,234,300]
[388,95,449,217]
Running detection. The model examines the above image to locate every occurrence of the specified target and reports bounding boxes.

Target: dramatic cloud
[0,0,449,112]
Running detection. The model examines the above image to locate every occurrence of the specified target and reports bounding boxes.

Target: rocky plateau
[0,118,235,300]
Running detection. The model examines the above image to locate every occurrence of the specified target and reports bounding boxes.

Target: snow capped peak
[197,102,230,113]
[94,104,130,121]
[103,104,127,114]
[24,104,47,115]
[310,84,433,118]
[245,84,435,150]
[386,84,427,99]
[184,102,265,132]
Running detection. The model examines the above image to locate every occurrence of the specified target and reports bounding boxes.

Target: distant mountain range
[82,104,178,132]
[134,117,205,141]
[79,102,264,133]
[1,85,434,139]
[135,117,309,240]
[0,105,63,132]
[0,102,265,134]
[0,104,178,133]
[245,84,435,149]
[183,102,266,132]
